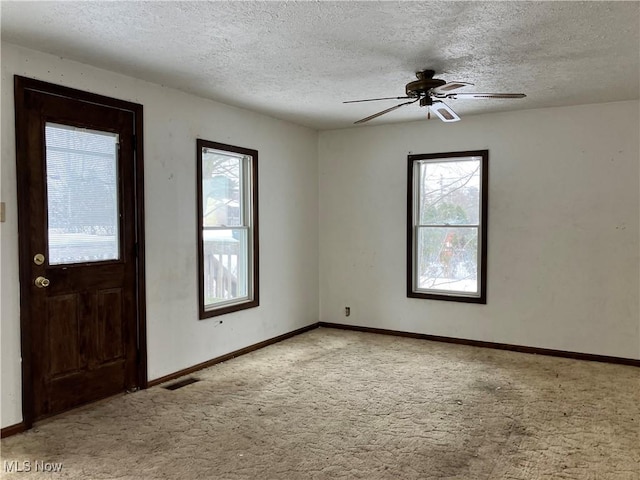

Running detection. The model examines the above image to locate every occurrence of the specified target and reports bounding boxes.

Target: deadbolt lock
[34,276,50,288]
[33,253,45,265]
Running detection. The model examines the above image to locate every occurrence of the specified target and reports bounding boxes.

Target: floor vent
[163,377,200,390]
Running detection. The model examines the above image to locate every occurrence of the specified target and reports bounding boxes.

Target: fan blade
[431,82,473,94]
[354,98,419,124]
[431,101,460,123]
[444,93,526,99]
[343,96,412,104]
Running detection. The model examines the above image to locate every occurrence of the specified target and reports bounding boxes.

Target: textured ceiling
[2,1,639,130]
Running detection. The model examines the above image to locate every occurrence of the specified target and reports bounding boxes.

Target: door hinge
[132,134,137,152]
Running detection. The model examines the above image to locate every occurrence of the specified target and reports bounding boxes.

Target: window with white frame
[407,150,487,303]
[197,140,259,318]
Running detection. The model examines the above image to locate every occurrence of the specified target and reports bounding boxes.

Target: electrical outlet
[345,307,350,317]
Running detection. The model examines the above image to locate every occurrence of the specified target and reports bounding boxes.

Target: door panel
[47,294,81,378]
[96,289,124,363]
[15,77,145,422]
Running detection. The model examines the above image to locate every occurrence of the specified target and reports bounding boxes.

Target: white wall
[2,43,638,431]
[319,101,640,360]
[1,43,319,428]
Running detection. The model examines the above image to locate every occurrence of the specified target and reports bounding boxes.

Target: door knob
[34,276,50,288]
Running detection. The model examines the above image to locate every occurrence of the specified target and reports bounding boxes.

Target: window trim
[406,150,488,304]
[197,139,259,319]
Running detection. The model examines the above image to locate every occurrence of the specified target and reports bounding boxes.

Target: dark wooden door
[15,77,145,422]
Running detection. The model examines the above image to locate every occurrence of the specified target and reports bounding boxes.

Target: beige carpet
[1,327,639,479]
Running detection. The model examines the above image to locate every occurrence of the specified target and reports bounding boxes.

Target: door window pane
[45,123,120,265]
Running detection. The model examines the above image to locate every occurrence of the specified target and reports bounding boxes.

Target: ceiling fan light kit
[431,102,460,122]
[345,69,526,124]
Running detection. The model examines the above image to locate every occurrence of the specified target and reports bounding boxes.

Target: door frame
[14,76,147,428]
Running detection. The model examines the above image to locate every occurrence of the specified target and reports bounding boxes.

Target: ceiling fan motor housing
[405,70,446,97]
